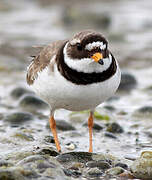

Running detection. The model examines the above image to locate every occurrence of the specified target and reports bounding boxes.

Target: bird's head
[63,30,112,73]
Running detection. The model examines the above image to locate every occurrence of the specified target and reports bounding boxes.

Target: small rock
[37,161,56,169]
[92,154,116,165]
[43,135,55,144]
[106,167,124,175]
[17,155,65,179]
[104,132,117,139]
[11,87,33,99]
[4,112,33,126]
[0,167,25,180]
[63,169,82,178]
[0,160,13,167]
[83,122,104,131]
[69,162,84,170]
[104,105,116,111]
[0,113,4,120]
[107,96,120,102]
[86,160,111,169]
[118,72,137,92]
[37,147,59,157]
[56,152,93,164]
[131,151,152,179]
[13,132,34,141]
[133,106,152,119]
[19,95,48,111]
[17,155,45,166]
[106,122,124,133]
[135,106,152,114]
[65,142,76,150]
[115,162,128,170]
[47,120,76,131]
[87,167,103,177]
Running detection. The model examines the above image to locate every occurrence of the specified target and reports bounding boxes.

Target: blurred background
[0,0,152,72]
[0,0,152,161]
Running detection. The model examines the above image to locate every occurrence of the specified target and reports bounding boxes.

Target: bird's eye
[76,43,83,51]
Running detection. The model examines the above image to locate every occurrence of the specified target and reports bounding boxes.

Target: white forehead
[85,41,106,51]
[70,38,80,45]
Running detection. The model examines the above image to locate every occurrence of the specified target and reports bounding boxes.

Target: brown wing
[26,40,66,85]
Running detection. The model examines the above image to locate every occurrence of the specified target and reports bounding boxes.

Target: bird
[26,30,121,153]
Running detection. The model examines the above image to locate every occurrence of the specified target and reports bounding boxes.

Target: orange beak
[91,52,103,64]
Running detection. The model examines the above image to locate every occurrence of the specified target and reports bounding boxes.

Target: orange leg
[49,115,61,152]
[88,111,94,153]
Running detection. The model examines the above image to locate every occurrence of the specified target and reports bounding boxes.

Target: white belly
[31,65,121,111]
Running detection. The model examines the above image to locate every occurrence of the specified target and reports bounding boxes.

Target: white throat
[63,43,112,73]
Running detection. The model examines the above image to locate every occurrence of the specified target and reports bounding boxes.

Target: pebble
[63,168,82,178]
[133,106,152,119]
[36,147,59,157]
[106,167,124,176]
[65,142,76,150]
[19,95,48,112]
[10,87,33,99]
[87,167,103,177]
[86,160,111,169]
[4,112,33,126]
[47,120,76,131]
[13,132,34,141]
[118,72,137,92]
[135,106,152,114]
[43,135,55,144]
[106,122,124,133]
[115,162,128,170]
[0,167,25,180]
[17,155,66,179]
[83,122,104,131]
[0,160,13,167]
[104,105,116,111]
[0,113,4,120]
[131,151,152,179]
[56,152,93,164]
[104,132,117,139]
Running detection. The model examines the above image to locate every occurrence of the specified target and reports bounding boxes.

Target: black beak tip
[98,59,104,65]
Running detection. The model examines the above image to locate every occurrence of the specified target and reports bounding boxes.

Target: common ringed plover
[26,30,121,152]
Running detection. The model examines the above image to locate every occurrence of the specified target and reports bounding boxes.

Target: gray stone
[115,162,128,169]
[86,160,111,169]
[104,132,117,139]
[87,167,103,177]
[13,132,34,141]
[11,87,33,99]
[47,120,76,131]
[133,106,152,119]
[63,169,82,178]
[17,155,46,166]
[0,160,13,167]
[136,106,152,114]
[43,135,55,144]
[4,112,33,125]
[56,152,94,164]
[106,167,124,175]
[0,167,25,180]
[19,95,48,111]
[37,147,59,157]
[83,122,104,131]
[106,122,124,133]
[104,105,116,111]
[17,155,66,179]
[131,151,152,179]
[118,72,137,91]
